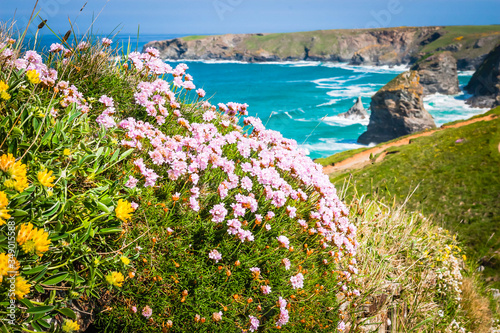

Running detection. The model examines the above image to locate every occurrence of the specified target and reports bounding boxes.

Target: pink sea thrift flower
[212,311,222,322]
[196,88,206,98]
[131,306,137,313]
[282,258,291,270]
[125,176,138,188]
[101,38,113,47]
[249,316,260,332]
[277,235,290,249]
[261,285,271,295]
[290,273,304,289]
[209,249,222,263]
[142,305,152,318]
[210,203,228,223]
[131,202,139,210]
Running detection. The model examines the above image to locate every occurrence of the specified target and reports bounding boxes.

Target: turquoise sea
[33,34,485,159]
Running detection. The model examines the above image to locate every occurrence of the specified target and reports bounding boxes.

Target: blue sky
[1,0,499,36]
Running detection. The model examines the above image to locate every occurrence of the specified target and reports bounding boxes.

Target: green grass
[421,25,500,56]
[315,147,369,166]
[181,35,210,41]
[327,111,500,286]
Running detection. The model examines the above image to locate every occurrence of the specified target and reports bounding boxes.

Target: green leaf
[31,267,48,282]
[42,272,69,286]
[36,318,51,329]
[42,201,61,217]
[24,265,49,275]
[96,201,111,213]
[109,149,120,163]
[35,284,45,293]
[98,227,122,235]
[26,305,55,314]
[18,298,34,309]
[57,308,77,320]
[11,209,28,217]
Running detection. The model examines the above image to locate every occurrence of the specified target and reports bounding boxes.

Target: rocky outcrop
[358,71,436,144]
[465,43,500,108]
[410,51,460,95]
[338,97,368,119]
[143,26,500,70]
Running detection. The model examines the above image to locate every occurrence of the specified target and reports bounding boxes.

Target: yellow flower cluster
[37,168,55,187]
[26,69,40,84]
[0,80,10,100]
[106,271,124,287]
[0,191,10,226]
[62,319,80,332]
[115,199,133,222]
[0,253,19,282]
[17,223,51,256]
[14,276,31,299]
[0,153,29,192]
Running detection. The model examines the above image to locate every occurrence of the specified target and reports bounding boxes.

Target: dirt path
[323,114,497,175]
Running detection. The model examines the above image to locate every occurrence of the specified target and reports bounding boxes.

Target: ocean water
[32,34,486,159]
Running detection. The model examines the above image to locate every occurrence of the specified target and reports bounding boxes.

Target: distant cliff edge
[143,25,500,70]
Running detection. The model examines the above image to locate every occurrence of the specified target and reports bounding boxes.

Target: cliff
[358,71,436,144]
[410,51,460,95]
[465,43,500,108]
[143,25,500,70]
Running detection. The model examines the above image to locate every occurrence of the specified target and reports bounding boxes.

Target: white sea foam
[424,93,486,126]
[323,115,370,127]
[299,138,370,156]
[458,70,475,77]
[322,62,408,74]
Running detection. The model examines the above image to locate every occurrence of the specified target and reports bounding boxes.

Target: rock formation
[338,97,368,119]
[465,43,500,108]
[143,26,500,70]
[410,51,460,95]
[358,71,436,145]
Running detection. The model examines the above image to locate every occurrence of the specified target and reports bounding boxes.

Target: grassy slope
[327,107,500,284]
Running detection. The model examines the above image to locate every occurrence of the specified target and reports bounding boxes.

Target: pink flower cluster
[249,315,260,332]
[13,50,58,86]
[96,95,117,129]
[208,249,222,263]
[276,297,289,327]
[290,273,304,289]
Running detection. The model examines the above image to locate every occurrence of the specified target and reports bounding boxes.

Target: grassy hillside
[323,107,500,286]
[178,25,500,63]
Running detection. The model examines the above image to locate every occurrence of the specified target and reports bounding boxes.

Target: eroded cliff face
[358,71,436,145]
[410,51,460,95]
[465,43,500,108]
[143,26,500,70]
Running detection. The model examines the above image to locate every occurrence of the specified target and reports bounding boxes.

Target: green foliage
[329,113,500,287]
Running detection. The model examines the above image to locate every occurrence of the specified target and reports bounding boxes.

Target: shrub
[0,33,358,332]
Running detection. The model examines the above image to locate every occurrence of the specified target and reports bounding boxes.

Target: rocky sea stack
[410,51,460,95]
[358,71,436,145]
[338,97,368,119]
[465,43,500,108]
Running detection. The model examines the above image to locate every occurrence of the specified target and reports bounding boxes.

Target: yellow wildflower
[0,253,9,282]
[0,191,8,208]
[37,168,55,187]
[17,222,34,245]
[0,154,29,192]
[1,91,10,100]
[0,254,19,283]
[26,69,40,84]
[0,80,8,92]
[120,256,130,265]
[63,149,71,156]
[462,254,467,261]
[0,153,15,172]
[19,225,51,256]
[106,271,124,287]
[14,276,31,300]
[115,199,133,222]
[0,208,10,226]
[62,319,80,332]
